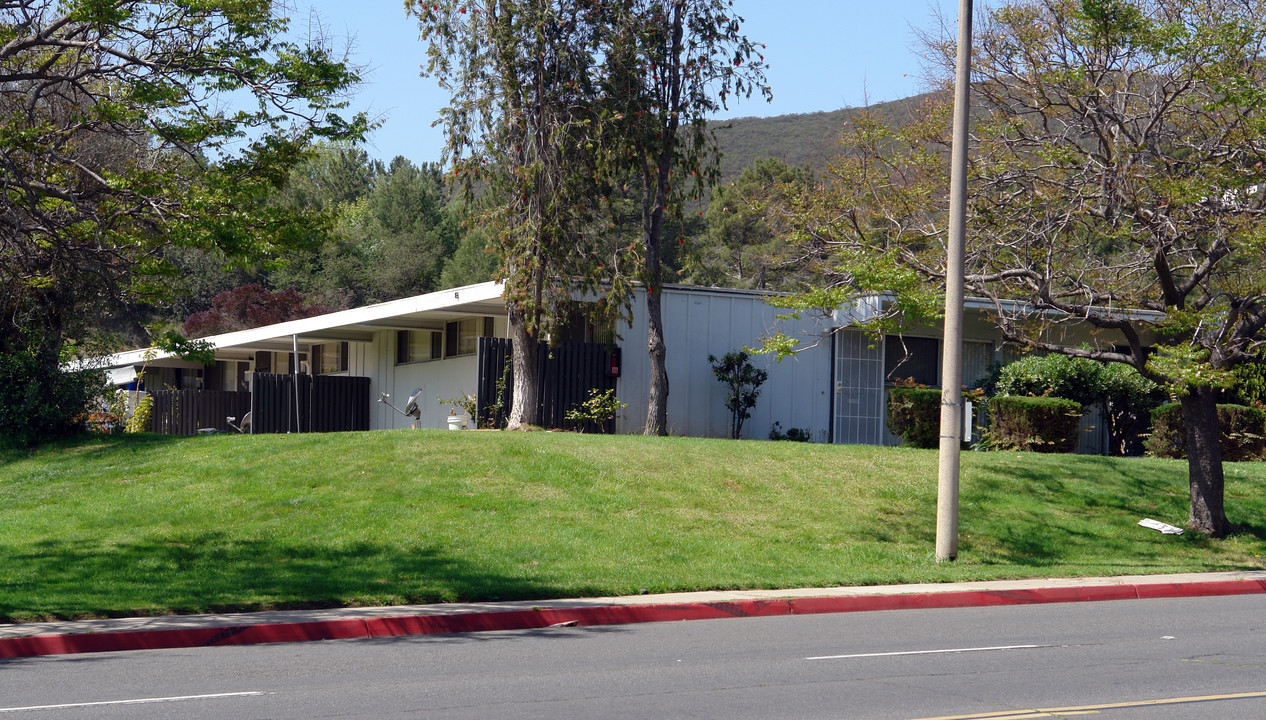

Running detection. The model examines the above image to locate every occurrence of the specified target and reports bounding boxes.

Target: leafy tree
[708,351,768,439]
[599,0,770,435]
[411,0,636,429]
[363,157,461,298]
[269,151,463,306]
[686,157,811,290]
[769,0,1266,536]
[183,284,332,338]
[1,0,365,443]
[280,143,379,214]
[440,226,500,288]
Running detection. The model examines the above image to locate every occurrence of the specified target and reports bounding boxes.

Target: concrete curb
[3,576,1265,659]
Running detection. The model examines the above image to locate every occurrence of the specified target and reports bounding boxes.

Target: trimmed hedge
[887,388,942,448]
[1145,403,1266,461]
[988,395,1082,453]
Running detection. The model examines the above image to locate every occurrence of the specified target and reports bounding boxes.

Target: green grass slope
[1,431,1263,622]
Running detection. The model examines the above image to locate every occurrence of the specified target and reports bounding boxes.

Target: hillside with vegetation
[711,92,941,182]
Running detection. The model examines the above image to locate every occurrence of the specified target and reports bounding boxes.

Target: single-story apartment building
[94,281,1154,448]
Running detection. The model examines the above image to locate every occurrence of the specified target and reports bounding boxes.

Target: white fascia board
[828,292,1164,328]
[91,281,506,369]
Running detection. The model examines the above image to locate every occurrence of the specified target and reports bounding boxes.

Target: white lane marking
[807,644,1047,660]
[0,691,264,713]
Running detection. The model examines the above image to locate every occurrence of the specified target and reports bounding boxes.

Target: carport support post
[292,334,302,434]
[936,0,973,563]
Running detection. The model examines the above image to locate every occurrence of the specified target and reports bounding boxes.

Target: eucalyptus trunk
[642,159,671,437]
[506,303,539,430]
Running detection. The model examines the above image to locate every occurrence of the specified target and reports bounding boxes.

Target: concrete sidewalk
[3,570,1265,659]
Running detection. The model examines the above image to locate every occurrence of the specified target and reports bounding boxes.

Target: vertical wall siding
[617,287,833,440]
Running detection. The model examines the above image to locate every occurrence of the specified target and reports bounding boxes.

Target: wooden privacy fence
[476,337,619,432]
[251,373,371,434]
[147,375,370,435]
[149,390,251,435]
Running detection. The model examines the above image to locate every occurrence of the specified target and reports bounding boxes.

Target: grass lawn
[1,430,1264,622]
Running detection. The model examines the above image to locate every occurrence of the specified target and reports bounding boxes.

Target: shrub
[1099,361,1164,455]
[0,340,105,448]
[1145,403,1266,461]
[708,351,768,439]
[887,387,942,448]
[564,389,625,433]
[994,353,1162,455]
[988,395,1082,453]
[769,422,812,442]
[994,354,1105,406]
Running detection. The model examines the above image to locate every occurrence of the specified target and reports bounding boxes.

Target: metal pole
[936,0,973,562]
[292,334,302,434]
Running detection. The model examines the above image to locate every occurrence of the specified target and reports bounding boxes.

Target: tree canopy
[1,0,366,443]
[767,0,1266,537]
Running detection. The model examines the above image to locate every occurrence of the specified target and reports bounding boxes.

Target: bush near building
[988,396,1083,453]
[887,388,942,449]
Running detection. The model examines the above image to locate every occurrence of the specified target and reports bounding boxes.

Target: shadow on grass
[0,433,190,466]
[961,454,1266,568]
[0,534,587,623]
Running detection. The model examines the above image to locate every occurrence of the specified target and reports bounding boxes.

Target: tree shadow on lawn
[960,455,1266,568]
[0,433,188,467]
[0,534,588,623]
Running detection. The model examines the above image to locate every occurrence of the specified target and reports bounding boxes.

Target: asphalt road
[2,594,1264,719]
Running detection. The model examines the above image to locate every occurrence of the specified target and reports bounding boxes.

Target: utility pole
[936,0,973,562]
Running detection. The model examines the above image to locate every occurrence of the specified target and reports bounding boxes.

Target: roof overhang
[831,293,1166,327]
[93,281,507,369]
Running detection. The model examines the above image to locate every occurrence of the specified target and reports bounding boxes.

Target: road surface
[2,594,1263,718]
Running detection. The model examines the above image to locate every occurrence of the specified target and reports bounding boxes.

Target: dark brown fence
[149,390,252,435]
[309,375,372,432]
[476,338,618,432]
[251,373,371,434]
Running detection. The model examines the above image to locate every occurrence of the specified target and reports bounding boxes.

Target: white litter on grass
[1139,518,1184,535]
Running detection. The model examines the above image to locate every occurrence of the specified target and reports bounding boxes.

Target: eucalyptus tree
[767,0,1266,537]
[598,0,770,435]
[0,0,364,443]
[411,0,635,429]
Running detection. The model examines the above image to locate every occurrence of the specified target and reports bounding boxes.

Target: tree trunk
[1180,386,1230,537]
[506,303,539,430]
[645,285,669,435]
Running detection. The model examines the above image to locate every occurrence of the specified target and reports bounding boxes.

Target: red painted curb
[2,579,1263,659]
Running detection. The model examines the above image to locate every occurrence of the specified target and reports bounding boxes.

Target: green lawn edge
[2,431,1264,622]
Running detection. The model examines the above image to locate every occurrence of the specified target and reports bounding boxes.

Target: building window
[445,317,493,358]
[556,307,615,345]
[884,335,940,386]
[253,351,304,375]
[312,342,349,375]
[962,341,995,388]
[397,330,442,364]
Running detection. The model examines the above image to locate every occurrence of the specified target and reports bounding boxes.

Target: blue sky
[297,1,959,164]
